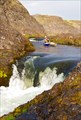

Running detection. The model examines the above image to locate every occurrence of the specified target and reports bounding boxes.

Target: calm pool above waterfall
[0,39,81,117]
[31,40,81,58]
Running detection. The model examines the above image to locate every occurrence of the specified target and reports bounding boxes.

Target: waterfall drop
[0,56,65,117]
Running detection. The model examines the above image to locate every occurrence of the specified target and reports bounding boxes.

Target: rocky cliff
[33,15,81,36]
[0,0,36,86]
[1,0,45,36]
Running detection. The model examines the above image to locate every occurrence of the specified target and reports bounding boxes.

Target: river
[0,39,81,117]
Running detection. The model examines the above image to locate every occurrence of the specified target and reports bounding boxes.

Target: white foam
[0,65,64,117]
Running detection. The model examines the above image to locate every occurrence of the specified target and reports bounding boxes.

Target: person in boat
[44,36,50,44]
[44,36,57,47]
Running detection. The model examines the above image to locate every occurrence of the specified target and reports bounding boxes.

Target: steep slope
[2,0,45,36]
[33,15,81,36]
[66,20,81,32]
[0,0,35,86]
[33,15,81,46]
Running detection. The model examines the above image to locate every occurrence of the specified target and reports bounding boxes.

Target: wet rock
[16,112,38,120]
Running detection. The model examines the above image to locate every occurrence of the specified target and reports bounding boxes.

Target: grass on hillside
[49,34,81,46]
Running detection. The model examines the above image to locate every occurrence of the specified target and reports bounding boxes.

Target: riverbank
[23,33,81,47]
[1,61,81,120]
[49,34,81,46]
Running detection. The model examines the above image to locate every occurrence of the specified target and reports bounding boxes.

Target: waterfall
[0,57,65,117]
[9,57,37,90]
[9,64,25,90]
[39,67,64,90]
[22,59,36,88]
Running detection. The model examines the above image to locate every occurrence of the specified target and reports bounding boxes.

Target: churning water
[0,56,64,117]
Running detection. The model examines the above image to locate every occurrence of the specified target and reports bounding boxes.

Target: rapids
[0,57,64,116]
[0,40,81,117]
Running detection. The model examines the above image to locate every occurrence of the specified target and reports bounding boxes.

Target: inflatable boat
[44,42,57,47]
[44,43,50,46]
[50,42,57,47]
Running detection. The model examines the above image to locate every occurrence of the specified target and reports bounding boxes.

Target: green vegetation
[0,70,7,78]
[49,34,81,46]
[23,34,45,39]
[6,115,15,120]
[24,33,81,46]
[24,34,36,39]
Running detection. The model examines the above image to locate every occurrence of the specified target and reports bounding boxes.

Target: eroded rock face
[1,0,45,36]
[33,15,81,36]
[0,0,35,86]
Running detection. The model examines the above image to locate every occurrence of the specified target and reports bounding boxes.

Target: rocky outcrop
[1,62,81,120]
[1,0,45,36]
[0,0,35,86]
[33,15,81,36]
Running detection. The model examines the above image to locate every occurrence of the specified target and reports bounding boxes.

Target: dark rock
[16,112,38,120]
